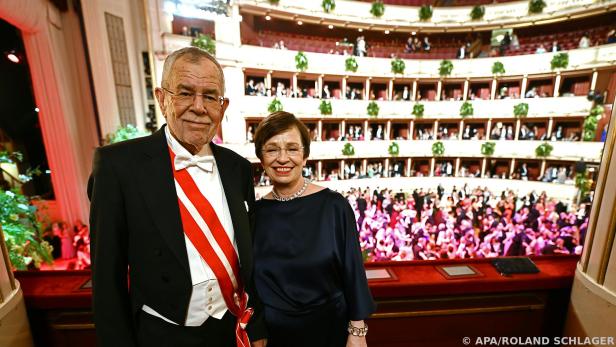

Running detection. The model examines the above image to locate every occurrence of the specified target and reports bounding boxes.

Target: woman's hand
[346,335,367,347]
[346,320,368,347]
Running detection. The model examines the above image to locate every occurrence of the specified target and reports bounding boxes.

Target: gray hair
[161,47,225,93]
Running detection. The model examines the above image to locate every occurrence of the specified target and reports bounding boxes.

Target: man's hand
[251,338,267,347]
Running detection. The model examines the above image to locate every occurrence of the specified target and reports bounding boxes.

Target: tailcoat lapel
[136,128,190,275]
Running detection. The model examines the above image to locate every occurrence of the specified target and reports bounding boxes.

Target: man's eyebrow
[177,84,220,94]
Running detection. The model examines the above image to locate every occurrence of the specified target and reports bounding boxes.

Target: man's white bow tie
[174,154,215,172]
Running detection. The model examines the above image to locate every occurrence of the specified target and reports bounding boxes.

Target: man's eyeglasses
[162,88,226,109]
[262,145,304,159]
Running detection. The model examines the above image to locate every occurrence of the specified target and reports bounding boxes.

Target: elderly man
[88,47,267,347]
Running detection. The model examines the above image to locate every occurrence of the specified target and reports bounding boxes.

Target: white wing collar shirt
[142,126,238,326]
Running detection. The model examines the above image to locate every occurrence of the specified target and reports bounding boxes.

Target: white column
[365,78,371,100]
[430,158,435,177]
[520,75,528,98]
[2,0,98,223]
[553,72,562,97]
[491,78,498,100]
[386,120,392,140]
[388,79,394,101]
[463,79,469,101]
[406,158,412,177]
[411,80,418,101]
[590,70,598,91]
[342,77,347,100]
[436,80,442,101]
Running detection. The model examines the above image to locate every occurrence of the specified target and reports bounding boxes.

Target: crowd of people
[42,220,91,269]
[343,185,587,261]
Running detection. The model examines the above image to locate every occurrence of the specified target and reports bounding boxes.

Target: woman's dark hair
[253,111,311,160]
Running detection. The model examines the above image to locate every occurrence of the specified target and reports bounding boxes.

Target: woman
[252,111,376,347]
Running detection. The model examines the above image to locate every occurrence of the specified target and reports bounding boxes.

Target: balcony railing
[224,139,603,162]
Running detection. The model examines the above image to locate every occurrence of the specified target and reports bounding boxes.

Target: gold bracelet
[347,322,368,337]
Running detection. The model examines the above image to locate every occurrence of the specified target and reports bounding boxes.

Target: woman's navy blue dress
[254,189,376,347]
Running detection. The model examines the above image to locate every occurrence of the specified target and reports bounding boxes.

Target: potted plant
[439,60,454,77]
[319,100,333,115]
[322,0,336,13]
[481,141,496,156]
[342,143,355,156]
[432,141,445,156]
[492,61,505,75]
[459,101,474,118]
[419,5,433,21]
[191,34,216,55]
[295,51,308,72]
[388,142,400,156]
[345,56,358,73]
[391,58,405,74]
[268,98,284,113]
[550,53,569,70]
[513,103,529,118]
[583,105,604,141]
[528,0,546,14]
[470,5,485,20]
[367,101,379,117]
[535,142,554,157]
[105,124,149,144]
[268,0,280,4]
[370,1,385,17]
[412,103,424,118]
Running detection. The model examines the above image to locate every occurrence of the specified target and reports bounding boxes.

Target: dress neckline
[260,187,329,203]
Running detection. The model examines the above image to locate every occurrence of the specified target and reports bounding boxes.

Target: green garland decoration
[492,61,505,75]
[1,189,53,270]
[190,34,216,55]
[418,5,433,21]
[459,101,474,118]
[106,124,149,144]
[391,58,406,74]
[388,142,400,156]
[575,172,592,201]
[481,142,496,156]
[432,141,445,156]
[583,105,604,141]
[345,56,358,73]
[268,0,280,4]
[412,103,424,118]
[267,98,284,113]
[319,100,333,115]
[439,60,454,76]
[295,51,308,72]
[322,0,336,13]
[513,103,529,118]
[367,101,379,117]
[528,0,546,14]
[470,5,485,20]
[370,1,385,17]
[535,142,554,157]
[550,53,569,70]
[342,143,355,156]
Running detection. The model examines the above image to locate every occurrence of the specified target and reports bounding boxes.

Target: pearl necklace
[271,178,310,202]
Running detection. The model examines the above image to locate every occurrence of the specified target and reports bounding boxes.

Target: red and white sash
[169,147,253,347]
